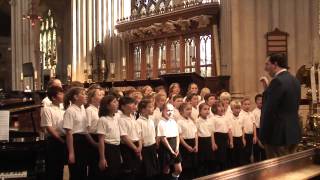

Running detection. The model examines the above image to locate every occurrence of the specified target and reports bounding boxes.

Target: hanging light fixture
[22,0,43,27]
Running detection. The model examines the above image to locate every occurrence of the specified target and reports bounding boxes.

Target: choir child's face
[189,84,199,94]
[144,86,153,96]
[162,104,174,119]
[200,105,210,118]
[190,96,199,107]
[242,100,251,112]
[122,102,136,114]
[216,104,225,116]
[181,104,192,118]
[109,99,119,114]
[207,96,216,106]
[231,106,241,117]
[75,90,87,105]
[157,96,167,108]
[53,92,64,104]
[146,103,155,116]
[93,89,104,104]
[256,97,262,109]
[172,84,181,94]
[173,98,183,109]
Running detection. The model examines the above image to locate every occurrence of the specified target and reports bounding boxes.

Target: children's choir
[40,80,266,180]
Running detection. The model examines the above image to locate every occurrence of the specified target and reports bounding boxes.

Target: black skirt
[214,132,228,163]
[198,137,214,162]
[141,144,160,177]
[180,138,198,169]
[103,143,122,177]
[158,137,182,168]
[120,141,142,173]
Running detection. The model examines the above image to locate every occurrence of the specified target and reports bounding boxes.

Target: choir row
[40,79,265,180]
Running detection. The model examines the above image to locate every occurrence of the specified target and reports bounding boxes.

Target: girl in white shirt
[240,97,254,164]
[97,95,121,180]
[185,93,199,121]
[137,99,160,179]
[196,103,216,176]
[157,103,182,180]
[63,87,88,180]
[211,101,233,171]
[86,88,104,179]
[118,96,142,179]
[177,103,198,179]
[41,86,65,180]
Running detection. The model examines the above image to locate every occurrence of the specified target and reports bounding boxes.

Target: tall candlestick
[20,72,24,81]
[67,64,72,77]
[122,57,126,66]
[311,66,317,103]
[110,62,115,74]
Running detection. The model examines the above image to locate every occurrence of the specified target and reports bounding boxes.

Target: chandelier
[22,0,43,27]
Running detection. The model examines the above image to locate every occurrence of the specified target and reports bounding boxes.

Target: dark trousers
[243,134,253,164]
[46,136,67,180]
[231,137,243,168]
[68,134,88,180]
[253,128,266,162]
[87,134,101,180]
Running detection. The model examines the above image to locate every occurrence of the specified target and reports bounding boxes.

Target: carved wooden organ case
[116,0,221,80]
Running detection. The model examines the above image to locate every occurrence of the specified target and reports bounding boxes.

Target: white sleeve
[96,118,106,135]
[118,118,128,136]
[157,121,166,137]
[86,108,92,128]
[41,107,52,127]
[63,109,73,130]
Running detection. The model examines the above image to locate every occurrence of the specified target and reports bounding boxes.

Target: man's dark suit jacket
[260,71,301,146]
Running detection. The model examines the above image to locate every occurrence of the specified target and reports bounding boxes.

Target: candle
[311,66,317,103]
[110,62,115,74]
[318,66,320,102]
[34,71,37,79]
[101,59,105,69]
[50,69,53,78]
[20,72,24,81]
[67,64,71,77]
[122,57,126,66]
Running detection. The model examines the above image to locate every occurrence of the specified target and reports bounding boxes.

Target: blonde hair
[219,92,231,101]
[230,100,241,109]
[200,87,210,99]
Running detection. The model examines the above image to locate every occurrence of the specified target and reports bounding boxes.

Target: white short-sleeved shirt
[86,105,99,134]
[173,108,182,121]
[96,116,120,145]
[157,118,179,138]
[137,115,156,147]
[152,107,162,128]
[63,104,88,134]
[211,114,231,133]
[118,113,141,141]
[191,107,199,121]
[196,116,214,137]
[252,107,261,128]
[41,104,65,136]
[177,117,197,139]
[240,110,254,134]
[41,96,64,109]
[230,114,243,137]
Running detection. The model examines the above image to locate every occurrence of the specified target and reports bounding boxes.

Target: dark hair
[204,93,216,102]
[268,53,288,69]
[178,102,191,114]
[138,99,152,114]
[198,103,210,114]
[119,96,135,112]
[63,87,84,109]
[99,95,117,117]
[186,93,198,102]
[172,94,183,101]
[155,85,166,93]
[211,100,224,114]
[255,94,263,102]
[70,81,84,88]
[47,86,64,101]
[88,83,102,91]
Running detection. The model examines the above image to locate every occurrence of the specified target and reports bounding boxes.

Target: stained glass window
[134,45,142,79]
[200,35,212,77]
[158,42,166,75]
[39,9,57,72]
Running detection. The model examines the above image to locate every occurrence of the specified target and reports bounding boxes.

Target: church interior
[0,0,320,179]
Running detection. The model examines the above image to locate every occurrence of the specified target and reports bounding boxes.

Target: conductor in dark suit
[260,53,301,158]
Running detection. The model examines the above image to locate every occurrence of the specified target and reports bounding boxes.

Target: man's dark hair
[268,53,288,69]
